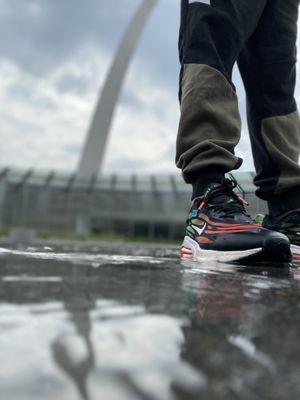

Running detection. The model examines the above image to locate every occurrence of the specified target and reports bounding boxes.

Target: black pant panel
[238,0,300,202]
[238,0,298,120]
[179,0,266,90]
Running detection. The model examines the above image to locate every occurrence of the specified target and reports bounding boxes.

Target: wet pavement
[0,242,300,400]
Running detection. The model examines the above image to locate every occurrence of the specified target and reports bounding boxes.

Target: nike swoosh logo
[192,223,206,236]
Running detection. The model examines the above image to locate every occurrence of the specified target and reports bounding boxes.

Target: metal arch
[77,0,158,178]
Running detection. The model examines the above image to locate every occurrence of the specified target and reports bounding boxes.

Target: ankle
[191,169,225,200]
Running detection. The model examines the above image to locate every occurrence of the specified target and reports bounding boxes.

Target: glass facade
[0,168,267,239]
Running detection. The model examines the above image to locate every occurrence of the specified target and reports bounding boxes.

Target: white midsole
[291,244,300,255]
[182,236,262,263]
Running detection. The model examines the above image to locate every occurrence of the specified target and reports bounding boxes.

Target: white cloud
[0,52,108,171]
[104,64,179,174]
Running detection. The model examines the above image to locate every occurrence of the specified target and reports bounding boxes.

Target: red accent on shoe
[205,224,260,232]
[196,237,214,244]
[238,196,249,206]
[180,247,193,259]
[201,215,260,229]
[198,201,205,211]
[293,254,300,262]
[205,227,259,235]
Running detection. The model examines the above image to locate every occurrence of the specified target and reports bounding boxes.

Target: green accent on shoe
[186,226,195,235]
[203,182,222,198]
[227,198,236,204]
[255,214,265,224]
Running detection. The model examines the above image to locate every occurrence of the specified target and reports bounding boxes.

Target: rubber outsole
[180,236,292,265]
[180,236,262,263]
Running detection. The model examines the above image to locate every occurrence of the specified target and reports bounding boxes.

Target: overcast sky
[0,0,299,175]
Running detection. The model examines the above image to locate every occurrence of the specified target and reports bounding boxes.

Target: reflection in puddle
[2,276,63,282]
[228,335,275,373]
[0,301,205,400]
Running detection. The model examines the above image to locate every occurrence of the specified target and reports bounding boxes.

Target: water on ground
[0,242,300,400]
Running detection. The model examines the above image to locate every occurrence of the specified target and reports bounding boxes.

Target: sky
[0,0,299,175]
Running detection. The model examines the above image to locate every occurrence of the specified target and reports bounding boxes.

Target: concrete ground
[0,242,300,400]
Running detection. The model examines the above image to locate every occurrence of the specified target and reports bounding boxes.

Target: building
[0,167,267,240]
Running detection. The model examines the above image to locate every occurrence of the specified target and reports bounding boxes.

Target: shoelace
[204,179,251,219]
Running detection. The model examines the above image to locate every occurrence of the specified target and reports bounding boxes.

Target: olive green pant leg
[176,63,242,182]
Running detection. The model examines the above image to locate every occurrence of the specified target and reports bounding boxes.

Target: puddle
[0,243,300,399]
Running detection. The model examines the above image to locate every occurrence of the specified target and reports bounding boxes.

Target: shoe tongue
[203,181,251,223]
[204,183,240,209]
[212,194,232,204]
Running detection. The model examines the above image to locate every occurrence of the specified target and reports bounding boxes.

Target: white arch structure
[77,0,158,178]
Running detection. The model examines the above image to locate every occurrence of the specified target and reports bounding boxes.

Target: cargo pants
[176,0,300,215]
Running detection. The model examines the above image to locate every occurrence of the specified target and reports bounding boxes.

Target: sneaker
[180,179,291,264]
[262,210,300,263]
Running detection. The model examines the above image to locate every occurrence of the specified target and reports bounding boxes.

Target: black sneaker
[262,210,300,263]
[180,179,291,264]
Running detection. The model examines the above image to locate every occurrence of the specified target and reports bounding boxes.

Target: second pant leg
[238,0,300,215]
[176,0,267,185]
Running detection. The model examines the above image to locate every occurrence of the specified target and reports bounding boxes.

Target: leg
[177,0,291,264]
[238,0,300,216]
[176,0,267,197]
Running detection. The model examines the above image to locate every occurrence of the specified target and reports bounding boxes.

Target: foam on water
[0,246,171,267]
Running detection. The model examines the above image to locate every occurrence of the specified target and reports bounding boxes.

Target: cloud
[0,0,138,76]
[0,60,98,170]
